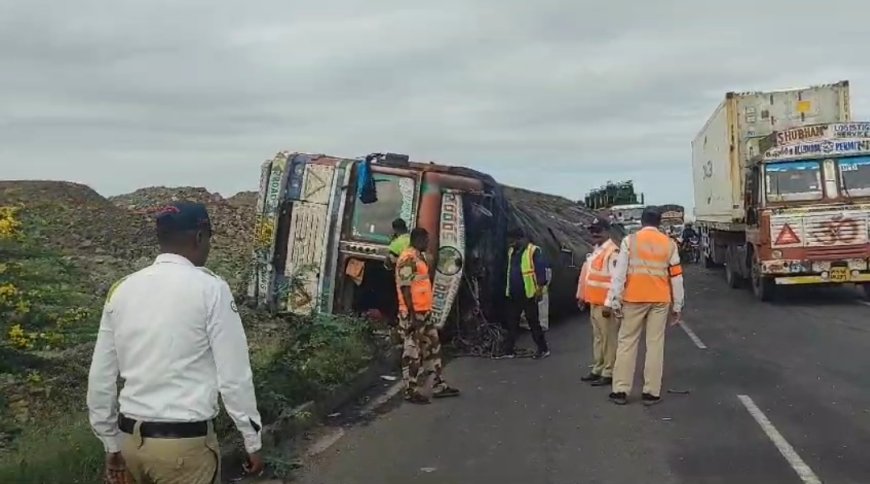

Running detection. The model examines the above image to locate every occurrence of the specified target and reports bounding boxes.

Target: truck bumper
[774,273,870,285]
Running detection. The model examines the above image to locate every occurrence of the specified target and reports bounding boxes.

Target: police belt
[119,414,210,439]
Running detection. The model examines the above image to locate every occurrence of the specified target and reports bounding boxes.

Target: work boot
[609,392,628,405]
[433,386,461,398]
[533,350,551,360]
[591,377,613,387]
[642,393,662,406]
[404,393,431,405]
[581,373,601,382]
[493,351,517,360]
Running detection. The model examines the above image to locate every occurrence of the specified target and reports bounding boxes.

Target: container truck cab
[737,123,870,298]
[691,81,866,300]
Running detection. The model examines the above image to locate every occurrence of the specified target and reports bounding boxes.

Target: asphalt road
[294,267,870,484]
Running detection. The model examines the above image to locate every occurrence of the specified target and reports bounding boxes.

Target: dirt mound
[109,186,225,210]
[0,181,155,259]
[110,186,254,246]
[227,191,257,209]
[110,186,256,290]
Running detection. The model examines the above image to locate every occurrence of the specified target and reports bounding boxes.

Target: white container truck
[691,81,870,300]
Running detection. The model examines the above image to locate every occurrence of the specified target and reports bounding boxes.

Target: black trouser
[504,295,548,353]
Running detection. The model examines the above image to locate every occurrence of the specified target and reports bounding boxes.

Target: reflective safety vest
[623,228,683,303]
[395,248,433,315]
[506,244,541,299]
[582,240,618,305]
[389,233,410,259]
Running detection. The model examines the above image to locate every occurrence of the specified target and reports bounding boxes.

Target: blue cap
[155,202,212,233]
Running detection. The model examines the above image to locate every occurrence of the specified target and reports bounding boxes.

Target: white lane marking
[359,381,405,416]
[678,320,707,349]
[737,395,822,484]
[305,427,346,457]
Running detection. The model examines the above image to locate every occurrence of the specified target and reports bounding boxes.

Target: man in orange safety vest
[396,228,460,404]
[606,207,685,406]
[577,218,621,387]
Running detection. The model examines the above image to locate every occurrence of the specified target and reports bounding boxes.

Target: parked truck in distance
[692,80,870,300]
[584,180,643,210]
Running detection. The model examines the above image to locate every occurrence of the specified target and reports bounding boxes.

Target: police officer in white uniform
[87,202,264,483]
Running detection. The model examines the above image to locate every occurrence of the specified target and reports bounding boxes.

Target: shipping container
[691,81,851,227]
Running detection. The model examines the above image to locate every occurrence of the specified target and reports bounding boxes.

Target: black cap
[640,206,662,226]
[155,202,212,234]
[587,217,611,232]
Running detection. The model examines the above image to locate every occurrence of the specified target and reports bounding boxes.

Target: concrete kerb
[220,346,401,478]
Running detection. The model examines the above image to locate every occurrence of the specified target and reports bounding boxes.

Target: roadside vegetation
[0,183,381,483]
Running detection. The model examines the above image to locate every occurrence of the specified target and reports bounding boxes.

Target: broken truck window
[351,175,415,243]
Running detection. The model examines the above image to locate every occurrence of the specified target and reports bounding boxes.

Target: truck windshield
[838,156,870,196]
[765,161,823,202]
[351,174,416,243]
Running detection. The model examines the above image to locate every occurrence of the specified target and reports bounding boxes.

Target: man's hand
[104,452,130,483]
[534,287,543,302]
[601,307,612,318]
[244,452,265,476]
[669,310,682,326]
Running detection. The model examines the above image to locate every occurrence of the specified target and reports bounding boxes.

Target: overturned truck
[246,152,610,346]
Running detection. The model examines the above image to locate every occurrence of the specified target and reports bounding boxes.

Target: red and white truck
[691,81,870,300]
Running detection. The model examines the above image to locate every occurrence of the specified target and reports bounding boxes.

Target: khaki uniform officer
[606,207,684,406]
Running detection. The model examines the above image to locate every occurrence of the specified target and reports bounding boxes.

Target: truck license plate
[830,267,849,282]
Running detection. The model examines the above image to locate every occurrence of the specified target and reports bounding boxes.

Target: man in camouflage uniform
[396,228,460,404]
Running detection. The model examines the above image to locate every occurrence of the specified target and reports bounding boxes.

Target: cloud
[1,0,868,210]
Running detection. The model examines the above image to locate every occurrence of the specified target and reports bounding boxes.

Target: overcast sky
[1,0,868,210]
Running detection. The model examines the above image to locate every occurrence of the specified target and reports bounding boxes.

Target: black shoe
[404,393,431,405]
[533,350,551,360]
[580,373,601,382]
[609,392,628,405]
[433,386,461,398]
[493,352,517,360]
[642,393,662,406]
[591,377,613,387]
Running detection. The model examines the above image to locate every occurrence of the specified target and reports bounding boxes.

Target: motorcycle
[680,235,700,264]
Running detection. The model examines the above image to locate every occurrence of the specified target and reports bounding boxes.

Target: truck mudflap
[430,190,465,329]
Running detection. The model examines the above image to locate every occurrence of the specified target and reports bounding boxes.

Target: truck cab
[247,151,508,331]
[739,123,870,299]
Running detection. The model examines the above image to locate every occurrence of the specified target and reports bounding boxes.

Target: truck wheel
[862,283,870,301]
[750,256,775,302]
[725,262,742,289]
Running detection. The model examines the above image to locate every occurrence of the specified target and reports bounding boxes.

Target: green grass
[0,415,104,484]
[0,205,381,482]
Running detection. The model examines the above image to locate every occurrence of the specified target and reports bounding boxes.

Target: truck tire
[725,262,742,289]
[750,255,775,302]
[862,283,870,301]
[703,253,716,269]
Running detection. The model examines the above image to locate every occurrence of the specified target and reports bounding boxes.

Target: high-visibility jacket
[385,233,410,268]
[582,240,618,305]
[389,233,410,259]
[505,243,541,299]
[624,229,682,303]
[395,247,433,315]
